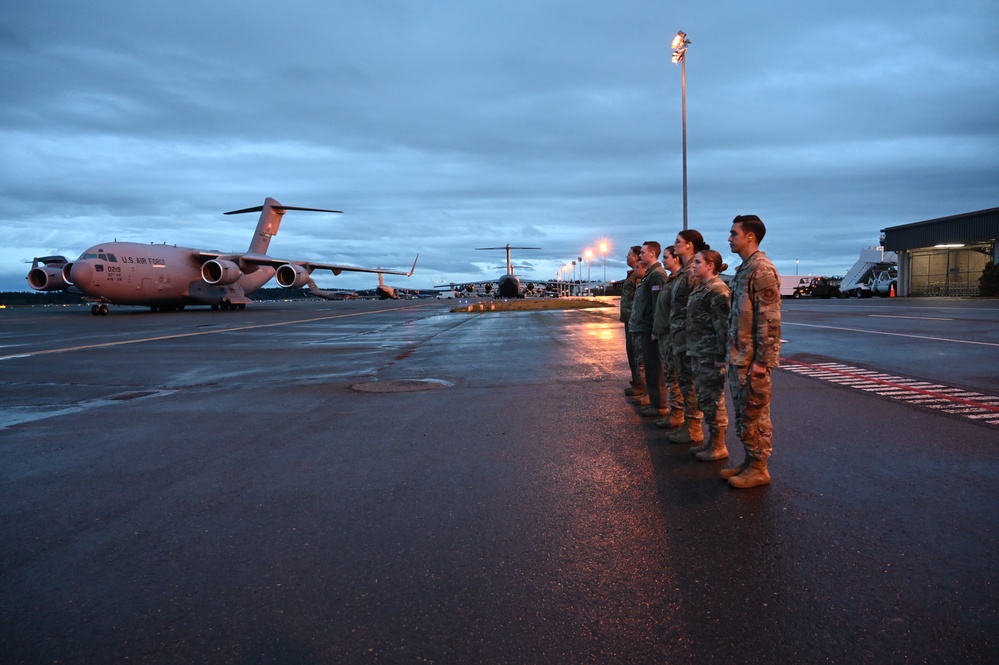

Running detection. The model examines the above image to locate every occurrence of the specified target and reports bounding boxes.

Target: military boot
[695,426,729,461]
[655,411,685,430]
[719,459,749,479]
[728,459,771,488]
[688,440,710,455]
[667,418,703,444]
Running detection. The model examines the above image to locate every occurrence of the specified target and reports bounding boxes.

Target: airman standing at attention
[652,245,685,430]
[667,229,710,445]
[621,246,645,397]
[722,214,782,488]
[685,249,731,462]
[629,241,669,417]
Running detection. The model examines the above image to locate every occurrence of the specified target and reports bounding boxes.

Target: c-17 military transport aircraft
[456,244,540,298]
[25,197,418,315]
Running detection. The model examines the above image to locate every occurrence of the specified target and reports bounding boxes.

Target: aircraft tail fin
[225,197,343,255]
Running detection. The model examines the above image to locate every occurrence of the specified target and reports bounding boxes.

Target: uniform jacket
[652,271,678,336]
[728,251,782,367]
[668,261,698,350]
[686,274,731,360]
[629,262,667,334]
[620,269,638,323]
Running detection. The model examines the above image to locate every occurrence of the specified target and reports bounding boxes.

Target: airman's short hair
[733,214,767,243]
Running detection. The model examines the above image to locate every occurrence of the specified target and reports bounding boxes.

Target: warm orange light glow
[671,30,690,63]
[585,249,593,260]
[599,241,608,254]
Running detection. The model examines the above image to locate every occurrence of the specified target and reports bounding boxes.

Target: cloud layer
[3,0,997,291]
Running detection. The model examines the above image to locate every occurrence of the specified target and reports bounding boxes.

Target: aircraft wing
[210,253,419,277]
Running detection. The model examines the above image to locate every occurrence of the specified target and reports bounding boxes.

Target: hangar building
[881,207,998,297]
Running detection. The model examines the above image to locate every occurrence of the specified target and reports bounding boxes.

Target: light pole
[585,249,592,286]
[671,30,691,231]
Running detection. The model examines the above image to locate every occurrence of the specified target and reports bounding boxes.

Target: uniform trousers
[625,322,643,387]
[690,356,728,434]
[636,332,665,408]
[728,364,773,460]
[656,337,685,416]
[672,347,703,424]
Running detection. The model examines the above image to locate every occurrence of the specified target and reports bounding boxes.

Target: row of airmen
[619,214,782,489]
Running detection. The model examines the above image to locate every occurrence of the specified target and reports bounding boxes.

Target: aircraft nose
[70,260,93,285]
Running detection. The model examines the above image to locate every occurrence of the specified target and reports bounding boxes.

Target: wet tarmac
[1,298,998,663]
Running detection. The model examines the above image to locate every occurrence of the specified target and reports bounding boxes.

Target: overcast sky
[3,0,997,293]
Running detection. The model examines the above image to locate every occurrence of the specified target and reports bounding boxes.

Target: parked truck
[793,275,842,299]
[869,268,898,297]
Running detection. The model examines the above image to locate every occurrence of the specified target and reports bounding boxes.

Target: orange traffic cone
[889,282,896,297]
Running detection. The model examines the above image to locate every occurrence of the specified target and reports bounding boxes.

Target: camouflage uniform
[686,275,731,448]
[668,261,703,440]
[653,271,684,422]
[621,270,643,388]
[727,251,781,462]
[630,262,669,408]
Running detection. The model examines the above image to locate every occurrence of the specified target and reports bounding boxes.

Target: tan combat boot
[688,439,710,455]
[667,418,703,444]
[695,426,729,461]
[728,459,771,488]
[719,459,748,479]
[656,408,686,430]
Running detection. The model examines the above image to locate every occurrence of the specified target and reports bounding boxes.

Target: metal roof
[881,207,999,251]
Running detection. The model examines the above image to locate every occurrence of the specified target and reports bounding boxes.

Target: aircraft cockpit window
[105,253,118,262]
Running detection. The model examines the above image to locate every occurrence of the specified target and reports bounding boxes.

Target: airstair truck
[840,247,898,298]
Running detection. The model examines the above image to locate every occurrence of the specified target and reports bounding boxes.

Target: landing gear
[90,303,109,316]
[219,299,246,311]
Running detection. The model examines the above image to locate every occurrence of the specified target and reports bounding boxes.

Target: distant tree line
[0,287,318,306]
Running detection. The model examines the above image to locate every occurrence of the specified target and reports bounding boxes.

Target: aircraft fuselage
[65,242,271,307]
[497,274,522,298]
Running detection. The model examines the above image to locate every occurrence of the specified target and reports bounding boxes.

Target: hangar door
[907,244,991,296]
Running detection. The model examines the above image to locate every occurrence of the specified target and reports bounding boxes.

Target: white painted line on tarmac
[783,321,999,347]
[868,314,954,321]
[0,305,431,361]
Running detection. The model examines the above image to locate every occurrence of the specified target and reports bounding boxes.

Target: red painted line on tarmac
[781,359,999,413]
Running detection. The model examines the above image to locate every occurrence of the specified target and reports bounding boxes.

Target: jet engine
[275,263,311,289]
[201,259,243,285]
[27,265,71,291]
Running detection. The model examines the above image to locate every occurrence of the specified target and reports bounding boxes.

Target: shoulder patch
[754,268,781,305]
